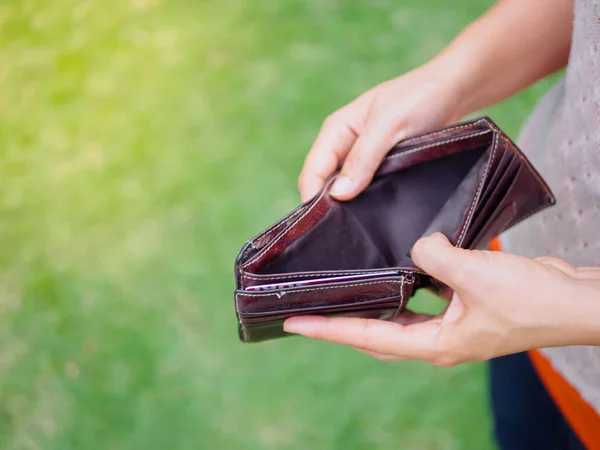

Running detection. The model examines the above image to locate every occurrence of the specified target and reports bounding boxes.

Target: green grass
[0,1,556,448]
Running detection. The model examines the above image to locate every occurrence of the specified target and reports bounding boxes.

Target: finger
[283,315,441,360]
[353,348,406,361]
[573,266,600,281]
[390,309,436,326]
[298,112,358,202]
[329,117,408,201]
[350,310,436,361]
[575,266,600,274]
[353,309,437,360]
[411,233,474,290]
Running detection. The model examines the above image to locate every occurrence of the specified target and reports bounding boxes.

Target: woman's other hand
[284,234,600,365]
[297,60,465,202]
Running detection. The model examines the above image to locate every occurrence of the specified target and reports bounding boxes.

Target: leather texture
[234,116,556,343]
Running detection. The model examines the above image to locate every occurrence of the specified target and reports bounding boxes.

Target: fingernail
[283,322,297,334]
[284,316,322,334]
[329,176,354,197]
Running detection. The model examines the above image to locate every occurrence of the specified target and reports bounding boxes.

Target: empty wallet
[234,116,555,343]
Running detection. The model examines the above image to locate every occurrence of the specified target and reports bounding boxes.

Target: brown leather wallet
[234,117,555,343]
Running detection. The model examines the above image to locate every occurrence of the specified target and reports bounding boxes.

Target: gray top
[502,0,600,412]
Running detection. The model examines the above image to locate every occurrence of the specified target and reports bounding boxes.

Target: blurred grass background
[0,0,556,448]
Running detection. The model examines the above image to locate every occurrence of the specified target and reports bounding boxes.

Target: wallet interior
[257,139,492,275]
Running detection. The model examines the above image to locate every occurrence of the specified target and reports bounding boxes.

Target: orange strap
[488,237,502,252]
[529,350,600,449]
[488,237,600,448]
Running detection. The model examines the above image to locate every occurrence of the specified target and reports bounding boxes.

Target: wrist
[425,47,482,119]
[566,277,600,346]
[542,271,600,348]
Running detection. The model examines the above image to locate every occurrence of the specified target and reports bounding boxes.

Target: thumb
[411,233,475,290]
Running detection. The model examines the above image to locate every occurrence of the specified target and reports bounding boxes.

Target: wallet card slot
[236,276,408,315]
[242,269,387,288]
[242,270,399,292]
[471,203,518,251]
[464,157,522,245]
[239,267,423,293]
[468,157,520,240]
[469,151,555,247]
[473,146,514,220]
[464,163,523,248]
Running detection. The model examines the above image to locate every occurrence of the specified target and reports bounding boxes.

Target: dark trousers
[489,352,586,449]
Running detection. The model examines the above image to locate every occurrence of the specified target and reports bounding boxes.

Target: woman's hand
[298,0,573,203]
[298,60,465,202]
[283,234,600,366]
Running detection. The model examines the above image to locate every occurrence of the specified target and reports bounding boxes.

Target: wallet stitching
[243,271,384,280]
[236,279,403,297]
[400,276,405,307]
[399,118,488,145]
[244,130,494,269]
[385,129,492,162]
[456,131,500,246]
[391,276,405,320]
[243,268,425,280]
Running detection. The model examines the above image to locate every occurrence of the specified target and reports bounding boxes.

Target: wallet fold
[234,116,555,343]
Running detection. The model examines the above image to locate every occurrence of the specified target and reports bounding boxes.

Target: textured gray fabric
[501,0,600,412]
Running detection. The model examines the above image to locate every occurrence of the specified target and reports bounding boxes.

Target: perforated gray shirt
[502,0,600,412]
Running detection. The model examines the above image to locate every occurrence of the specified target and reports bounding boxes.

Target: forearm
[431,0,573,116]
[563,271,600,347]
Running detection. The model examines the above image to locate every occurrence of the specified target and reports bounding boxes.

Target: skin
[285,233,600,365]
[284,0,600,364]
